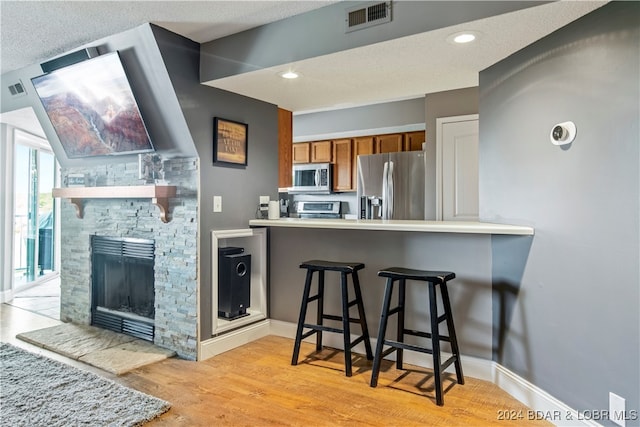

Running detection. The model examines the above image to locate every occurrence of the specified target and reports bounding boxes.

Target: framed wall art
[213,117,248,166]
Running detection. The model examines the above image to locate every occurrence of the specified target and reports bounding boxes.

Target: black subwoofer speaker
[218,247,251,320]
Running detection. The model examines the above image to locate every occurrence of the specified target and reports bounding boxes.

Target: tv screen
[31,52,154,158]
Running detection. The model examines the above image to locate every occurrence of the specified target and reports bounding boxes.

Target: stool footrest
[403,329,452,343]
[387,306,402,316]
[350,335,368,349]
[384,339,433,355]
[306,294,320,303]
[381,346,397,359]
[300,329,317,340]
[323,314,365,324]
[303,323,343,335]
[441,355,458,372]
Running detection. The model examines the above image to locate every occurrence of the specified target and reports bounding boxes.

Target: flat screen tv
[31,52,154,158]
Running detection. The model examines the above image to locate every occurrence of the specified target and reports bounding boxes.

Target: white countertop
[249,218,534,236]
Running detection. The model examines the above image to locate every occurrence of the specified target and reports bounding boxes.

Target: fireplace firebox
[91,235,155,341]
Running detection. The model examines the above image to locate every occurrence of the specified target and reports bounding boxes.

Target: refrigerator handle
[387,161,394,219]
[382,161,389,219]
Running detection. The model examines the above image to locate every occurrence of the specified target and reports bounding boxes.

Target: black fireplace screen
[91,236,155,340]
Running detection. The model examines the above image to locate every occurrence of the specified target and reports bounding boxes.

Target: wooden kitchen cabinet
[278,108,293,188]
[352,136,375,191]
[310,140,332,163]
[375,133,403,153]
[292,142,310,163]
[404,131,426,151]
[332,139,353,191]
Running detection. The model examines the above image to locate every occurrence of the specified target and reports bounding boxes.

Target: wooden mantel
[52,185,177,223]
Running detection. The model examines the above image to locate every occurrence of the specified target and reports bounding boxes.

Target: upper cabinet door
[352,136,375,192]
[353,136,375,157]
[375,134,403,153]
[404,131,425,151]
[292,142,310,163]
[332,139,353,191]
[310,140,332,163]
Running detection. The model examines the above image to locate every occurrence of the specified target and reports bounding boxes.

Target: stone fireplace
[59,158,199,359]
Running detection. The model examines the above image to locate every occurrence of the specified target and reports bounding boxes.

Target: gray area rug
[17,323,175,375]
[0,342,170,426]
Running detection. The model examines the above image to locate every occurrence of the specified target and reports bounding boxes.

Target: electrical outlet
[213,196,222,213]
[610,392,626,427]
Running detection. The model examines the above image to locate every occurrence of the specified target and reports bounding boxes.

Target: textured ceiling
[0,0,338,75]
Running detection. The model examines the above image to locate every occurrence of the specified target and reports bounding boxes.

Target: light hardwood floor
[1,304,551,426]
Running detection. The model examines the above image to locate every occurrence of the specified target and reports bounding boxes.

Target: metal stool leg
[352,270,373,360]
[440,281,464,384]
[292,269,315,365]
[370,278,395,387]
[429,281,444,406]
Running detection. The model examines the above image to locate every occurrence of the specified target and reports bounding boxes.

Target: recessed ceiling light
[454,33,475,43]
[280,71,300,79]
[446,31,481,45]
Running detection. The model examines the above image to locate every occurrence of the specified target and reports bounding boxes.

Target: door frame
[9,128,59,295]
[435,114,479,221]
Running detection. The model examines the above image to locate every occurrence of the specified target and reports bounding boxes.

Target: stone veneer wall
[59,157,199,360]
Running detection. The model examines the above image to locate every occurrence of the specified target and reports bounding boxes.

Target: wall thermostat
[550,121,576,145]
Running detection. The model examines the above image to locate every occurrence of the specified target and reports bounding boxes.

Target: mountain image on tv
[32,52,154,158]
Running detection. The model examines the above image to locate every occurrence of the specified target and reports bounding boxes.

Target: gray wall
[152,26,280,338]
[479,2,639,421]
[293,97,425,140]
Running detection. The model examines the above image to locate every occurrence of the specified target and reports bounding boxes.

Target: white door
[436,115,479,221]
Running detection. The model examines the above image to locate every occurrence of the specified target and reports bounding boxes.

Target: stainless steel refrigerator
[357,151,435,220]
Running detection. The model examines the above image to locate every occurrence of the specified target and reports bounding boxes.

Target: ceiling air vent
[345,1,391,33]
[7,80,27,98]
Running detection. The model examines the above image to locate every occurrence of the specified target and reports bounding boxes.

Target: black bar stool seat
[292,260,373,377]
[370,267,464,406]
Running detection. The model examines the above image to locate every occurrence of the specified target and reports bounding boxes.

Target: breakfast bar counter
[249,218,534,235]
[250,217,535,367]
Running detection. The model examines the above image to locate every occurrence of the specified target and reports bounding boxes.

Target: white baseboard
[269,319,600,427]
[198,319,271,360]
[493,364,602,427]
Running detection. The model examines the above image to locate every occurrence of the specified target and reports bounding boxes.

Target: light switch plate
[213,196,222,212]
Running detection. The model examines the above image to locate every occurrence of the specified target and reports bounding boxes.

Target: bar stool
[291,260,373,377]
[369,267,464,406]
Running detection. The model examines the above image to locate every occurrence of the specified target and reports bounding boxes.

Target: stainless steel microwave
[289,163,332,194]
